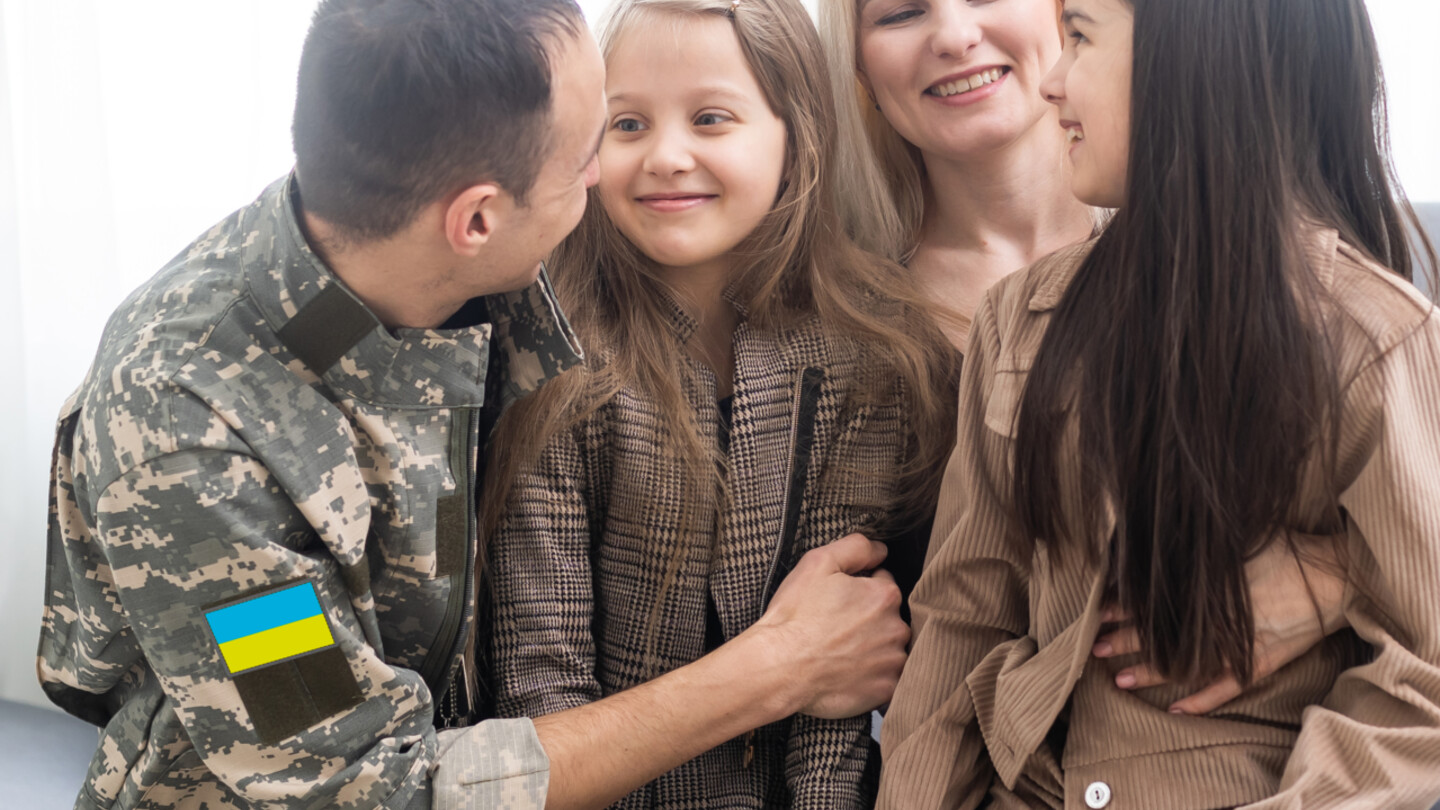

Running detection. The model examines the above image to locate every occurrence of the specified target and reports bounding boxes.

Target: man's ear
[444,182,507,257]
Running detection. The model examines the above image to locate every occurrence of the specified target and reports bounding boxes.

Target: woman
[820,0,1093,350]
[879,0,1440,805]
[819,0,1349,715]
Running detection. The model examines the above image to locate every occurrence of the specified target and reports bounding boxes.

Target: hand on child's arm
[757,532,910,719]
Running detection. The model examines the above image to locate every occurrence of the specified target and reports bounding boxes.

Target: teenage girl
[485,0,957,806]
[878,0,1440,806]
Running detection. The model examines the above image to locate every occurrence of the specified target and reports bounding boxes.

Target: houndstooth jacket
[489,296,919,809]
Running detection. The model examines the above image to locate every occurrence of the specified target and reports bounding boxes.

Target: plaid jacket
[490,298,917,809]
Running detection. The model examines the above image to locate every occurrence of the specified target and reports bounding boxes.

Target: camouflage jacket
[38,175,581,810]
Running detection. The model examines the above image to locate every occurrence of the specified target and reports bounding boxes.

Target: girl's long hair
[1013,0,1436,687]
[481,0,958,596]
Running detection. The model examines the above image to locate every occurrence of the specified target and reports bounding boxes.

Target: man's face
[485,27,607,293]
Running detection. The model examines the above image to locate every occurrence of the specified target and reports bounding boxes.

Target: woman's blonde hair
[481,0,958,649]
[817,0,926,262]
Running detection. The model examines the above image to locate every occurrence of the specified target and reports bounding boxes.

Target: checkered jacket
[490,300,917,809]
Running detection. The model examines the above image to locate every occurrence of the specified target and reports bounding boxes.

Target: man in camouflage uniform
[38,1,911,808]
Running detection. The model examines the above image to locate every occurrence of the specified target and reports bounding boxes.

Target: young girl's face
[1040,0,1132,208]
[598,13,788,277]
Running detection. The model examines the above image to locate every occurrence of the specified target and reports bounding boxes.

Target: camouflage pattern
[38,174,578,809]
[432,725,550,809]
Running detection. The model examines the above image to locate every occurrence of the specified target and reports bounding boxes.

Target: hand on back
[1094,533,1348,714]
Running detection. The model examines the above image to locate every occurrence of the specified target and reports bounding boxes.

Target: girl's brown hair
[481,0,958,611]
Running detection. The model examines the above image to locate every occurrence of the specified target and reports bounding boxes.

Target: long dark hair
[1014,0,1436,687]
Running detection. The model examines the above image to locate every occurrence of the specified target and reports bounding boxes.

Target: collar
[656,277,754,345]
[658,287,701,345]
[1027,241,1098,313]
[240,173,582,410]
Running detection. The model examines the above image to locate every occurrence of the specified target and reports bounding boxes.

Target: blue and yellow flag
[204,582,336,675]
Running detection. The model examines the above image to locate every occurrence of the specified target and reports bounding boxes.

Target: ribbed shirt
[878,229,1440,810]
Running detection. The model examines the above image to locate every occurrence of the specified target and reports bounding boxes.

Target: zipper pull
[742,729,756,769]
[460,653,477,719]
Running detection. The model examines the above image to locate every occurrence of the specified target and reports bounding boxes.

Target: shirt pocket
[983,365,1031,440]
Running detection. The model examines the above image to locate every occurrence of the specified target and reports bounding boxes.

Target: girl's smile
[634,191,720,213]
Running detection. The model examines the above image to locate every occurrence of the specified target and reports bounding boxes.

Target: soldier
[37,0,909,808]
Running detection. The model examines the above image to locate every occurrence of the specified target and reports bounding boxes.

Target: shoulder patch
[205,581,364,744]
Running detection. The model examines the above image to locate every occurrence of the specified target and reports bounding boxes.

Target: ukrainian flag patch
[204,582,337,676]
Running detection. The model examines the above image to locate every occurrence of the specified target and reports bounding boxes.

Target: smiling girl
[484,0,957,806]
[878,0,1440,807]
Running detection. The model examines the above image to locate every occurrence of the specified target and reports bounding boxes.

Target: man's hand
[536,533,910,809]
[748,533,910,719]
[1093,534,1348,714]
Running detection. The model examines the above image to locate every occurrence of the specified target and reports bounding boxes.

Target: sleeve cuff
[430,718,550,810]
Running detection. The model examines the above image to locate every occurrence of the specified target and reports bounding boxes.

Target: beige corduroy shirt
[878,229,1440,810]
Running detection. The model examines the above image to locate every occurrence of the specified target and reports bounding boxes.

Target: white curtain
[0,0,322,708]
[0,0,1432,710]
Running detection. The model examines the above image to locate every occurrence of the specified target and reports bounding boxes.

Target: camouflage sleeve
[92,447,549,809]
[489,424,603,719]
[431,721,549,809]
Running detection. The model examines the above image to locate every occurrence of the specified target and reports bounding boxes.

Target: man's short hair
[293,0,584,242]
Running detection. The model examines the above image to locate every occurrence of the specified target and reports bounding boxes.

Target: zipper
[759,366,826,612]
[747,368,824,768]
[419,407,480,726]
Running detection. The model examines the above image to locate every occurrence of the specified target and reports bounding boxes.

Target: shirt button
[1085,781,1112,809]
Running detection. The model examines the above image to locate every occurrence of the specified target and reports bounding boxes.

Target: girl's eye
[876,8,923,25]
[613,118,647,133]
[695,112,731,126]
[1068,30,1088,45]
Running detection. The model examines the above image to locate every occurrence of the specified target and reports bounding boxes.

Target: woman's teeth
[929,68,1005,98]
[1066,128,1085,145]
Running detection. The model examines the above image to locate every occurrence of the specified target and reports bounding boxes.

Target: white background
[0,0,1435,709]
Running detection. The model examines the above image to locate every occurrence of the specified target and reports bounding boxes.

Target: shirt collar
[241,173,582,409]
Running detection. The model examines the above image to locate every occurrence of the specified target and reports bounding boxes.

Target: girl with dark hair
[483,0,958,805]
[878,0,1440,806]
